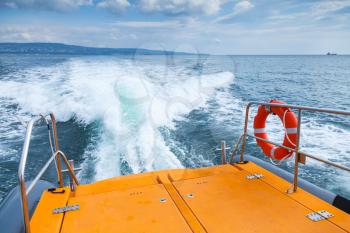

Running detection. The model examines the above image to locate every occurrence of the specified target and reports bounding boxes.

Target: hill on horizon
[0,42,195,55]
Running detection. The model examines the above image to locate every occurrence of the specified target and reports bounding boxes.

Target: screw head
[160,198,167,202]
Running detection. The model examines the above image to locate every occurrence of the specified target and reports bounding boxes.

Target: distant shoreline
[0,42,197,56]
[0,42,346,56]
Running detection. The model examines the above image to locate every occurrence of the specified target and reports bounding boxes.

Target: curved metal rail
[230,102,350,193]
[17,114,79,233]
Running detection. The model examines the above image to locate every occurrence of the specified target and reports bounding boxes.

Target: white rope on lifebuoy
[269,110,297,166]
[268,110,297,165]
[283,110,297,148]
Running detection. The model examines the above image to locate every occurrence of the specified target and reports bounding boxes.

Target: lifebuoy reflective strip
[254,127,297,135]
[285,128,297,134]
[253,100,298,160]
[254,128,266,134]
[270,147,276,160]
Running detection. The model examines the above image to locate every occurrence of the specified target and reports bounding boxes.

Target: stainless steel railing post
[239,103,252,162]
[229,134,243,164]
[58,151,79,186]
[293,109,302,192]
[69,160,76,191]
[18,119,38,233]
[221,141,226,164]
[50,113,63,187]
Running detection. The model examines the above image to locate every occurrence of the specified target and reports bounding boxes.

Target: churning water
[0,54,349,201]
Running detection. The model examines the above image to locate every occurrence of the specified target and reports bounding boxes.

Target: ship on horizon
[327,52,337,55]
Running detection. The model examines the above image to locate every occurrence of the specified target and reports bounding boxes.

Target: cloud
[214,0,254,23]
[269,0,350,22]
[138,0,229,15]
[0,0,92,11]
[0,26,57,42]
[311,0,350,19]
[113,20,181,28]
[0,0,227,15]
[1,0,350,54]
[97,0,130,13]
[2,13,350,55]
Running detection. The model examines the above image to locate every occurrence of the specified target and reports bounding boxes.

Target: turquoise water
[0,54,349,201]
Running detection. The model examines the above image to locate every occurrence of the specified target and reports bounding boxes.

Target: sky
[0,0,350,54]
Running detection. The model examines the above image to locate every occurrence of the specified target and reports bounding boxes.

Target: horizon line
[0,41,346,56]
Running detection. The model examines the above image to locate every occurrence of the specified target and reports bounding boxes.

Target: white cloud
[0,0,92,11]
[214,0,254,23]
[311,0,350,19]
[139,0,229,15]
[269,0,350,22]
[2,15,350,55]
[0,0,229,15]
[234,0,254,13]
[113,20,181,28]
[1,0,350,54]
[0,26,56,42]
[97,0,130,12]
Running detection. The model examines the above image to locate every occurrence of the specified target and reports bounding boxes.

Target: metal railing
[229,102,350,193]
[16,104,350,232]
[17,114,79,233]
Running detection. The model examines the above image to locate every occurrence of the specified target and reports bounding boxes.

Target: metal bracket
[286,185,295,194]
[298,153,306,164]
[264,105,271,113]
[61,167,82,173]
[53,204,80,214]
[306,210,333,222]
[246,173,264,180]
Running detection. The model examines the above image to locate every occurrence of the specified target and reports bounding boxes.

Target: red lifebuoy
[253,100,298,160]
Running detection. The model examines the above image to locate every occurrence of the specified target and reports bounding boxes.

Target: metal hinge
[246,173,264,180]
[306,210,333,222]
[53,204,80,214]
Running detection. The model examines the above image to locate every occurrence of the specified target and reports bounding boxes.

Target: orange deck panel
[30,163,350,233]
[174,172,346,233]
[30,187,70,233]
[60,184,192,233]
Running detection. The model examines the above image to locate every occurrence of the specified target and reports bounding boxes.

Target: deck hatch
[60,184,192,233]
[306,210,334,222]
[174,172,346,232]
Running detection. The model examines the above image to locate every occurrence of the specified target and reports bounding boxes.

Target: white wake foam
[0,57,234,181]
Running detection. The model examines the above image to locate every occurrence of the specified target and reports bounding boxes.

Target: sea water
[0,54,349,201]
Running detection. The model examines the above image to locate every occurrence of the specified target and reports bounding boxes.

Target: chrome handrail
[229,134,244,164]
[232,102,350,193]
[17,114,79,233]
[245,133,350,173]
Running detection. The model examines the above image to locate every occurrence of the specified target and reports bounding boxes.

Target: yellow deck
[30,162,350,233]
